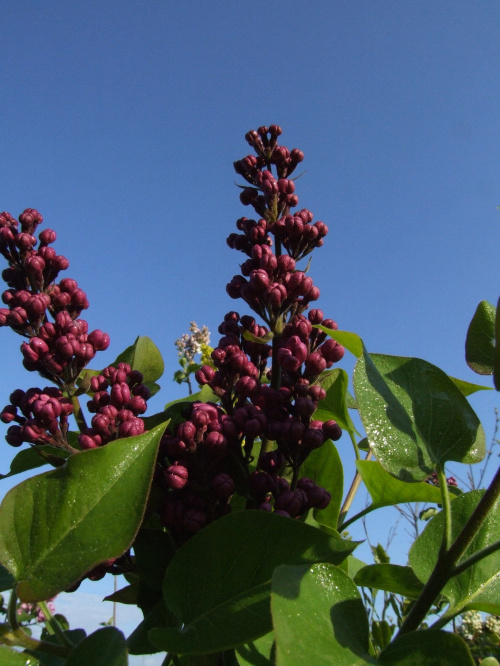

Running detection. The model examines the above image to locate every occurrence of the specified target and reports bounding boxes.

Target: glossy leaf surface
[114,335,164,395]
[353,353,485,481]
[313,368,358,434]
[272,563,374,665]
[66,627,127,666]
[354,564,423,599]
[313,326,363,358]
[300,439,343,529]
[149,511,358,655]
[409,490,500,615]
[356,460,449,508]
[0,424,165,601]
[378,630,474,665]
[0,446,70,480]
[465,300,496,375]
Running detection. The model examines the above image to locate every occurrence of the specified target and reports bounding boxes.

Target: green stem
[397,463,500,636]
[450,538,500,578]
[436,464,452,554]
[349,430,361,460]
[337,448,373,529]
[71,393,88,432]
[338,503,376,533]
[2,590,72,658]
[39,600,75,648]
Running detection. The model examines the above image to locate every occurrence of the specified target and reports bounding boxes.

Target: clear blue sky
[1,1,499,659]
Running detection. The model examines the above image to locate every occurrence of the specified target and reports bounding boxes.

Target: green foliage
[0,424,165,601]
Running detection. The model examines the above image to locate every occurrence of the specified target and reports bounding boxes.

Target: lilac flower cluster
[0,209,110,386]
[157,127,344,542]
[79,363,151,449]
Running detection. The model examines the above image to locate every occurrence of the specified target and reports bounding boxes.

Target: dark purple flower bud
[119,417,144,438]
[24,254,45,276]
[177,421,197,442]
[306,485,331,509]
[319,339,345,364]
[248,470,276,498]
[1,405,17,423]
[234,375,260,398]
[16,233,36,251]
[87,329,110,351]
[165,465,189,490]
[128,395,147,415]
[116,408,133,422]
[111,382,131,408]
[92,413,111,434]
[211,473,236,499]
[204,431,227,455]
[195,365,215,385]
[304,352,327,378]
[53,255,69,271]
[275,489,307,517]
[39,228,56,245]
[21,342,40,363]
[183,509,207,534]
[79,432,101,449]
[294,397,316,418]
[8,306,28,326]
[322,420,342,441]
[302,427,325,450]
[6,425,24,447]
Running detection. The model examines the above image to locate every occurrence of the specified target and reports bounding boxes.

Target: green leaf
[465,301,496,375]
[114,336,164,395]
[236,632,274,666]
[272,563,374,665]
[149,511,358,655]
[313,326,364,358]
[0,565,14,592]
[300,440,343,529]
[353,353,485,481]
[495,296,500,390]
[25,630,86,666]
[448,376,493,396]
[0,447,70,480]
[356,460,449,508]
[0,424,165,602]
[378,630,474,664]
[0,645,36,665]
[104,582,139,605]
[409,489,500,616]
[66,627,127,666]
[313,369,359,435]
[127,599,172,655]
[354,564,424,599]
[241,329,274,344]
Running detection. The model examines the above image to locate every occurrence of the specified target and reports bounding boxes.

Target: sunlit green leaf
[353,353,485,481]
[0,424,165,602]
[272,563,374,665]
[0,446,69,480]
[354,564,424,599]
[448,376,492,396]
[378,630,474,664]
[114,336,164,396]
[300,439,343,529]
[356,460,451,508]
[313,368,359,434]
[236,631,274,666]
[465,300,496,375]
[313,326,364,358]
[149,511,358,655]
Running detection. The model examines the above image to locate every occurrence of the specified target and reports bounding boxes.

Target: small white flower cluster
[458,610,500,642]
[175,322,211,364]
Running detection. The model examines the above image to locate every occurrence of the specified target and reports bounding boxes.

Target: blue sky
[1,1,500,660]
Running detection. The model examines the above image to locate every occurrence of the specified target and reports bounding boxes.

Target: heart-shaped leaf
[313,327,364,358]
[409,490,500,615]
[0,423,165,601]
[465,301,496,375]
[354,564,424,599]
[313,368,359,435]
[272,563,374,665]
[355,460,455,508]
[66,627,127,666]
[353,353,485,481]
[378,630,474,664]
[300,439,344,530]
[149,511,358,655]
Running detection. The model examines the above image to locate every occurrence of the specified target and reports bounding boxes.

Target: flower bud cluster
[18,597,56,623]
[1,387,73,448]
[78,363,151,449]
[0,209,109,384]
